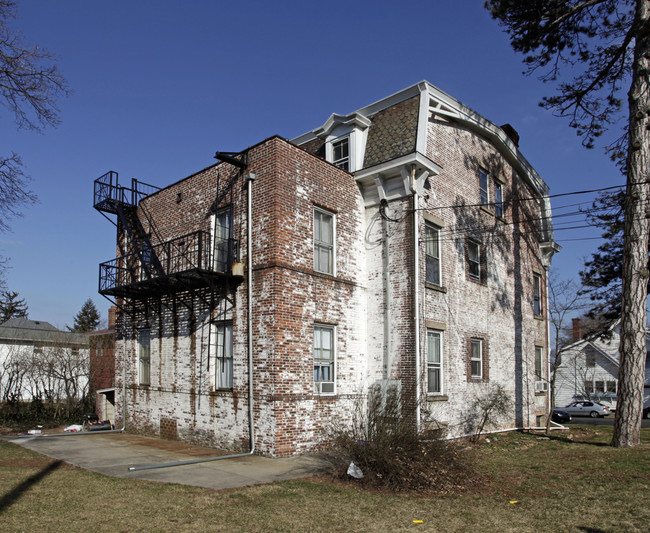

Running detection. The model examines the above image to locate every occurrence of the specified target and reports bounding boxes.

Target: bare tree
[0,1,69,271]
[545,272,589,433]
[0,344,29,400]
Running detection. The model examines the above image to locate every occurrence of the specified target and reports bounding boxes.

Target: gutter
[128,171,257,472]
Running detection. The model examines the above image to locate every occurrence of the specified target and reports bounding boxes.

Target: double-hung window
[427,330,443,394]
[494,181,503,217]
[314,208,335,275]
[314,325,335,394]
[533,273,542,316]
[332,137,349,170]
[468,240,481,281]
[470,338,483,379]
[479,170,489,206]
[535,345,543,381]
[425,223,441,286]
[214,207,233,273]
[213,323,233,389]
[585,348,596,368]
[138,329,151,386]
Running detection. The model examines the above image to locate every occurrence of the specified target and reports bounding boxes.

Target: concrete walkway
[3,432,332,491]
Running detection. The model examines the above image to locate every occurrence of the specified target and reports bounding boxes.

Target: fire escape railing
[99,231,240,294]
[94,171,160,213]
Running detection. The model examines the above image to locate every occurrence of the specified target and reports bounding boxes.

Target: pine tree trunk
[612,0,650,448]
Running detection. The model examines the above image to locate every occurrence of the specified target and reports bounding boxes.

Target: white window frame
[479,170,489,206]
[470,338,483,379]
[468,240,481,281]
[535,345,543,381]
[314,207,335,275]
[314,324,335,395]
[212,322,233,389]
[494,181,503,217]
[212,207,233,273]
[533,273,542,316]
[425,222,441,286]
[427,330,443,394]
[138,329,151,386]
[331,137,350,170]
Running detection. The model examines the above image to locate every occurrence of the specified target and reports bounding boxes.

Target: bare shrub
[464,384,511,442]
[328,383,482,494]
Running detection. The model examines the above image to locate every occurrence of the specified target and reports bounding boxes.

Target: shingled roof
[0,319,89,346]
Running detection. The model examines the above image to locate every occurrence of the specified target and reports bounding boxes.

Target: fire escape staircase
[94,171,242,301]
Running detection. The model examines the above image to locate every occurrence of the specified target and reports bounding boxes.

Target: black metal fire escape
[94,171,242,302]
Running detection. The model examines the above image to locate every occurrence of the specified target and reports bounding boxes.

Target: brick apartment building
[94,81,558,456]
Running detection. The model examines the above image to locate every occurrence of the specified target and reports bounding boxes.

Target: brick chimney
[500,123,520,147]
[108,306,117,330]
[572,318,582,341]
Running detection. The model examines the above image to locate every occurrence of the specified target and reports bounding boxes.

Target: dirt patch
[113,433,230,458]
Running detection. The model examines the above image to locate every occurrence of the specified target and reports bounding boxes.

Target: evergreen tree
[487,0,650,447]
[68,299,100,332]
[0,290,28,323]
[579,190,648,322]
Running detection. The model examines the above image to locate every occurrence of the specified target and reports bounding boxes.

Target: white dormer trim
[312,112,372,138]
[355,152,442,207]
[293,112,372,173]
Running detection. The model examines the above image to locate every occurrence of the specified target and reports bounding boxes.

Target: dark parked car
[643,406,650,419]
[562,401,610,418]
[552,409,571,424]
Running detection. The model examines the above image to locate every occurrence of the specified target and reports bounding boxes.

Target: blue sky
[0,1,624,328]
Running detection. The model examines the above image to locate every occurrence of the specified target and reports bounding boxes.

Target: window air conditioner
[535,381,549,393]
[316,382,335,394]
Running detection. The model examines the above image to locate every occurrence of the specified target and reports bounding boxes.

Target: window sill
[534,314,544,321]
[425,282,447,293]
[480,206,507,222]
[427,394,449,402]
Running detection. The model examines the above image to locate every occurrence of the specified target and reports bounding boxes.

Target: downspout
[410,165,421,432]
[128,172,256,472]
[545,266,552,419]
[384,214,392,379]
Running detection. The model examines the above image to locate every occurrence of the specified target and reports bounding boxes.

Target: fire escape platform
[94,170,242,302]
[99,268,241,299]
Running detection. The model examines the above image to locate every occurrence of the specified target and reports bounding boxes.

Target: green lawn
[0,426,649,532]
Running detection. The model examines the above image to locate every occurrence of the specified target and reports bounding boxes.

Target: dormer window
[332,137,349,170]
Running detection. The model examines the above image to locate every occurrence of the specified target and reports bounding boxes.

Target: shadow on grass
[545,433,612,447]
[578,528,607,533]
[0,460,63,514]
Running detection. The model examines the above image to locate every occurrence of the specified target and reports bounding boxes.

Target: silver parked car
[562,401,611,418]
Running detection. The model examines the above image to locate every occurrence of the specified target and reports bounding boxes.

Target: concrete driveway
[2,431,331,491]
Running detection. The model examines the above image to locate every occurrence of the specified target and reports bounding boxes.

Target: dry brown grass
[0,426,649,532]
